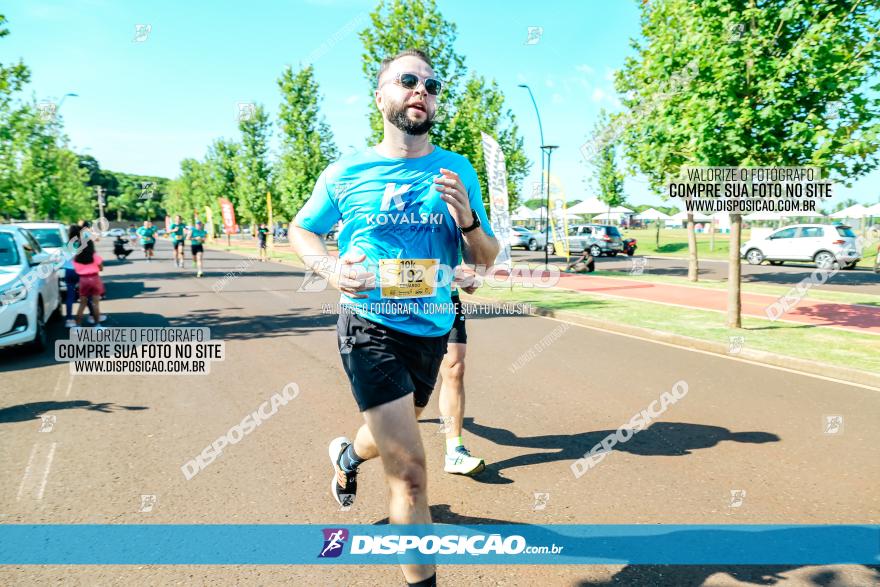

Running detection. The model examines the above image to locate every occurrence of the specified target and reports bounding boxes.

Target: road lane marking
[16,444,39,501]
[36,443,57,500]
[52,370,65,397]
[65,373,75,397]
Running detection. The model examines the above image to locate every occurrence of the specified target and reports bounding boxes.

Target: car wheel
[626,249,635,257]
[768,260,784,266]
[589,245,602,257]
[814,251,839,270]
[745,249,764,265]
[29,299,48,353]
[528,239,538,251]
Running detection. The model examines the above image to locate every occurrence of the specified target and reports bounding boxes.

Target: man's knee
[389,457,427,495]
[442,360,465,383]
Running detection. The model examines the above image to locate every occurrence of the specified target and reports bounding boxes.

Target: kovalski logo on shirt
[380,183,410,211]
[366,182,445,226]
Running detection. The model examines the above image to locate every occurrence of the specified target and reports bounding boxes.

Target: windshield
[28,228,64,249]
[835,226,856,238]
[0,233,21,266]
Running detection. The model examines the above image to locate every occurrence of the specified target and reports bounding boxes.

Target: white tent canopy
[567,197,608,215]
[862,202,880,216]
[669,210,712,222]
[591,211,628,222]
[830,204,870,219]
[610,205,634,214]
[634,208,672,221]
[511,205,541,221]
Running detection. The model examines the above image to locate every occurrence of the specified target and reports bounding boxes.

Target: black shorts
[191,244,204,255]
[143,242,154,251]
[447,292,467,344]
[258,239,267,249]
[337,311,449,412]
[173,239,184,249]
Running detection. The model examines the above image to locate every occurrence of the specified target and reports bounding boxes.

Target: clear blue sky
[5,0,879,208]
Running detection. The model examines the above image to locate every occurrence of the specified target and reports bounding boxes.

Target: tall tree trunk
[687,212,699,282]
[709,215,715,252]
[727,213,742,328]
[655,219,660,248]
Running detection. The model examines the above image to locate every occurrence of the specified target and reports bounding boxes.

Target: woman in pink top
[73,239,105,327]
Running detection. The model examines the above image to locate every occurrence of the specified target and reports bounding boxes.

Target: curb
[206,243,880,390]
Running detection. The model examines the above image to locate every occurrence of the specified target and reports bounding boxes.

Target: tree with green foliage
[235,104,273,226]
[617,0,880,327]
[441,75,529,209]
[359,0,529,208]
[0,15,92,222]
[590,112,626,218]
[276,65,339,219]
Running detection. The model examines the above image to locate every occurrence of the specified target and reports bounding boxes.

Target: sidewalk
[527,271,880,335]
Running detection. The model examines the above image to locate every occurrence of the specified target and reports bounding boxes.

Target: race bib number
[380,258,438,299]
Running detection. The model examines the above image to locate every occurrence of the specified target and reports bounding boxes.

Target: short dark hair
[377,48,433,86]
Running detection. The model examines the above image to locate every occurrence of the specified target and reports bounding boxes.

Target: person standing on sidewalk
[291,48,498,587]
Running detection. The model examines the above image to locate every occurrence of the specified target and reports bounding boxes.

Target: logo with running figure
[318,528,349,558]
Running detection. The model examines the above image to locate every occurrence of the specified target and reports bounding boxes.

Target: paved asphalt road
[509,250,880,296]
[1,241,878,586]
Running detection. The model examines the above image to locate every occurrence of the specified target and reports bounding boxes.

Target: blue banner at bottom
[0,524,877,565]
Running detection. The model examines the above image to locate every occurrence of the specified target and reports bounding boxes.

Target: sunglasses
[389,72,443,96]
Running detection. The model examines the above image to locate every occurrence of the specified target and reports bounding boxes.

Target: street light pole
[541,145,559,266]
[56,92,79,114]
[518,84,545,235]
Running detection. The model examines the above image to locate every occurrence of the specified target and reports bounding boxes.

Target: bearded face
[384,92,435,136]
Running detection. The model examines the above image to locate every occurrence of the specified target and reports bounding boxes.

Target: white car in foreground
[0,225,61,351]
[741,224,861,270]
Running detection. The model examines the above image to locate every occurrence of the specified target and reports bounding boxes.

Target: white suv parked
[741,224,861,269]
[0,225,61,351]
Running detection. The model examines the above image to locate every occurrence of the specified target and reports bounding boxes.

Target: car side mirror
[29,251,50,266]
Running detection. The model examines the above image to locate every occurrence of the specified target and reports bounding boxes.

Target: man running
[136,220,157,262]
[291,48,498,587]
[437,278,486,476]
[186,220,207,277]
[256,222,269,262]
[169,215,187,268]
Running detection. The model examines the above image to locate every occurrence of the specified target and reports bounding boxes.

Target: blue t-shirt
[295,146,494,337]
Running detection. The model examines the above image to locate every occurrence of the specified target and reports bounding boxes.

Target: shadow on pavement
[0,400,148,424]
[429,419,780,485]
[164,307,336,339]
[576,563,880,586]
[375,505,879,586]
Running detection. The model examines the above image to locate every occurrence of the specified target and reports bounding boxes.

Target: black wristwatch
[459,209,481,234]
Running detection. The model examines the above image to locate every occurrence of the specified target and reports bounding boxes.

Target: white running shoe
[444,445,485,476]
[64,319,76,328]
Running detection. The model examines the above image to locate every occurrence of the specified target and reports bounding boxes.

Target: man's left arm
[434,167,499,268]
